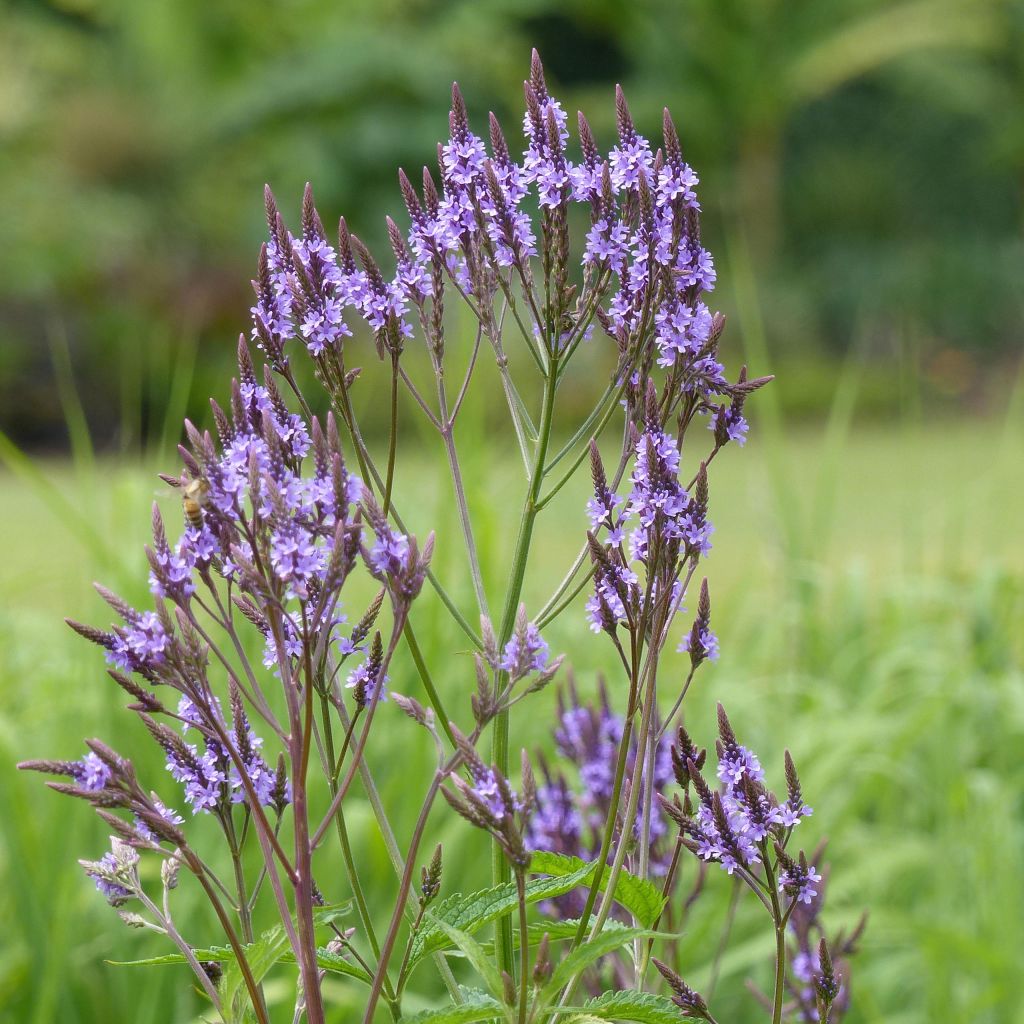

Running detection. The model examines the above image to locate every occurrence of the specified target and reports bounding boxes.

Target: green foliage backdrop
[1,0,1022,448]
[0,3,1022,1022]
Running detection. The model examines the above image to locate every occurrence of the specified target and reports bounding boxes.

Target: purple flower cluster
[255,176,422,358]
[499,620,550,681]
[586,428,713,647]
[166,695,283,814]
[626,428,713,562]
[710,401,749,447]
[468,765,520,822]
[71,751,113,792]
[133,800,184,844]
[246,49,728,416]
[367,522,410,580]
[679,625,719,663]
[133,342,374,692]
[665,706,813,879]
[107,610,170,679]
[779,860,823,906]
[80,838,140,908]
[346,658,388,705]
[441,727,533,869]
[85,851,134,906]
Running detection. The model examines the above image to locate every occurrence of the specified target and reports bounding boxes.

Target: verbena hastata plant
[21,52,863,1024]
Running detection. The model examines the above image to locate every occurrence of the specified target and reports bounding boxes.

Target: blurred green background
[2,0,1023,446]
[1,1,1023,1022]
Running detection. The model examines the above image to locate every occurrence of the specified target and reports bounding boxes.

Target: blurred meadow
[1,1,1023,1022]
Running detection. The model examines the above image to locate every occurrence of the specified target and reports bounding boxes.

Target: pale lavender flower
[85,852,134,906]
[710,402,749,447]
[72,752,112,793]
[346,658,388,704]
[780,862,823,906]
[500,622,549,679]
[133,800,185,843]
[108,610,169,676]
[367,524,410,580]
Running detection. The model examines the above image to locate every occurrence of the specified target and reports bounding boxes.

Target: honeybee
[181,476,211,529]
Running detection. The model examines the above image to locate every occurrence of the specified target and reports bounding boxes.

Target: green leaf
[398,988,505,1023]
[219,923,291,1022]
[425,915,505,1000]
[107,948,234,967]
[110,947,371,982]
[564,991,685,1023]
[541,928,654,1000]
[309,947,374,983]
[475,918,638,957]
[106,903,369,999]
[314,900,354,927]
[409,857,596,965]
[529,853,667,928]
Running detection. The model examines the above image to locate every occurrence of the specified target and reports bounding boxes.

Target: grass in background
[1,399,1022,1021]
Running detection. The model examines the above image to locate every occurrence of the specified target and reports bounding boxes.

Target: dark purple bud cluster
[782,848,865,1022]
[653,958,713,1021]
[585,412,716,660]
[679,577,718,666]
[441,727,536,869]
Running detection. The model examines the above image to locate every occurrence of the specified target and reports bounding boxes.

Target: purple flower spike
[500,619,549,680]
[73,752,112,793]
[86,852,134,905]
[780,862,823,906]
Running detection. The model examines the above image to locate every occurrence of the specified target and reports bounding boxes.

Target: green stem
[764,856,788,1024]
[383,356,399,515]
[491,353,559,975]
[707,878,742,1000]
[186,851,272,1024]
[320,697,392,983]
[331,371,482,649]
[136,889,223,1016]
[569,702,636,946]
[225,814,254,943]
[536,387,623,510]
[223,813,272,1023]
[361,770,445,1024]
[516,870,529,1024]
[437,372,490,618]
[403,621,457,747]
[562,627,662,1007]
[328,679,463,1005]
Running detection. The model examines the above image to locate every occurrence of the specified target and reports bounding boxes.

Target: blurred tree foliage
[0,0,1021,448]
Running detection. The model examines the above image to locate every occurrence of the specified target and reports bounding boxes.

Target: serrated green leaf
[567,990,684,1023]
[314,900,354,927]
[108,940,371,985]
[398,988,505,1023]
[541,928,655,1000]
[409,857,596,966]
[529,852,667,928]
[309,948,373,983]
[475,917,638,957]
[426,915,505,1001]
[220,923,291,1022]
